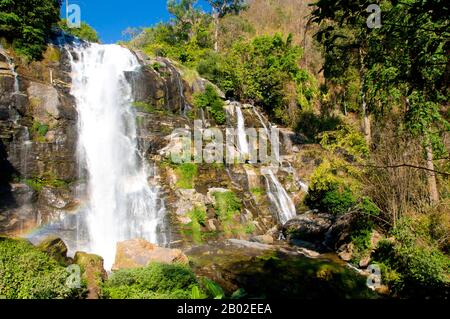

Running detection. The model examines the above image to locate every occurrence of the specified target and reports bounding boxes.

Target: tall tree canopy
[0,0,61,59]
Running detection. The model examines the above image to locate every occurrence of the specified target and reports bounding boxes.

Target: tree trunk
[359,50,371,145]
[425,143,439,204]
[213,11,219,52]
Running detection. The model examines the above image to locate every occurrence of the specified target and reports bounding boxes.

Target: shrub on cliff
[59,19,100,43]
[0,237,83,299]
[193,84,226,125]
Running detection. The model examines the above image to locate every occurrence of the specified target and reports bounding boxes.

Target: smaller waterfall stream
[236,106,249,157]
[263,168,297,225]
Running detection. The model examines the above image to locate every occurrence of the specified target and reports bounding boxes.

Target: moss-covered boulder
[73,252,107,299]
[37,236,69,266]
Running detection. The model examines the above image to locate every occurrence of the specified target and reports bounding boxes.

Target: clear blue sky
[61,0,211,43]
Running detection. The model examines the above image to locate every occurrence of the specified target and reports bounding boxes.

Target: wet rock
[296,247,321,258]
[174,189,207,224]
[37,236,69,265]
[283,211,334,241]
[226,239,275,251]
[74,252,107,299]
[324,213,354,249]
[206,219,218,231]
[338,242,354,262]
[27,81,60,123]
[250,234,274,245]
[112,238,188,271]
[359,255,371,268]
[38,187,71,209]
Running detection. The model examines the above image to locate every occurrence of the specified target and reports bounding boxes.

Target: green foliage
[215,34,317,126]
[305,160,357,215]
[200,277,225,299]
[0,0,61,59]
[0,237,82,299]
[295,111,342,142]
[213,191,242,223]
[133,101,173,116]
[31,121,49,140]
[59,19,100,42]
[187,206,207,243]
[103,262,204,299]
[175,163,198,189]
[193,84,225,124]
[320,125,369,161]
[373,216,450,297]
[189,206,206,225]
[24,176,68,192]
[250,187,264,201]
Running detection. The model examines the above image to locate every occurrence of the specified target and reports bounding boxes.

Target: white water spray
[70,44,165,268]
[263,168,296,225]
[236,106,249,157]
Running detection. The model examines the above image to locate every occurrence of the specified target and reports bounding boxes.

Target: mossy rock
[74,252,107,299]
[37,236,69,266]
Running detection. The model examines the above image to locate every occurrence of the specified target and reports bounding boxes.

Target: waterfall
[69,43,165,269]
[263,168,296,225]
[236,106,249,157]
[252,106,270,137]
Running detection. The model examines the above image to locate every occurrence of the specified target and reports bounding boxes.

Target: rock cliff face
[0,43,309,249]
[0,44,199,236]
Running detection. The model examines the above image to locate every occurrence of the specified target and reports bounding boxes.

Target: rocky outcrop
[0,46,78,235]
[112,238,188,271]
[74,252,107,299]
[283,211,334,242]
[37,236,70,265]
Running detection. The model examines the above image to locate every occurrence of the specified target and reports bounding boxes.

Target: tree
[311,0,375,144]
[311,0,449,204]
[167,0,203,40]
[208,0,246,51]
[59,19,100,42]
[0,0,62,59]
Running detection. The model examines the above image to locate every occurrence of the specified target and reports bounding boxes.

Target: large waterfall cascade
[70,43,166,269]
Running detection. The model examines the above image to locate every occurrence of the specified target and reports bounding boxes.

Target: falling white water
[252,106,281,164]
[252,106,270,137]
[236,106,249,157]
[70,43,165,269]
[263,168,296,225]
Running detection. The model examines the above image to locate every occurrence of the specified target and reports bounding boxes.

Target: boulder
[324,213,354,249]
[37,236,69,265]
[250,234,274,245]
[112,238,188,271]
[74,252,107,299]
[337,242,354,262]
[283,211,334,241]
[174,189,207,224]
[226,239,275,251]
[27,81,60,123]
